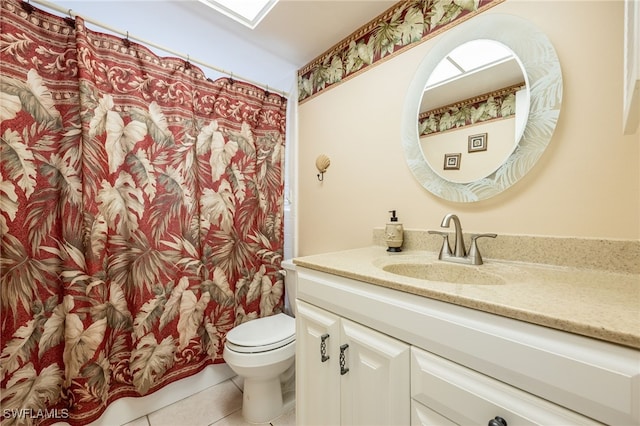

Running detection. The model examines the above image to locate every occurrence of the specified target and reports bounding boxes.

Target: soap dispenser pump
[385,210,403,252]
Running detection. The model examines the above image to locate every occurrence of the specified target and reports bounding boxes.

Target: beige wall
[297,1,639,256]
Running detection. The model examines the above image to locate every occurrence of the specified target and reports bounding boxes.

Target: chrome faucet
[428,213,496,265]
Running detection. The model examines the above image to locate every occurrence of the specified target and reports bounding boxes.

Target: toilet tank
[280,259,297,317]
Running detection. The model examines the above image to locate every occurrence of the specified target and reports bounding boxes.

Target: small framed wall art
[443,153,461,170]
[468,133,488,152]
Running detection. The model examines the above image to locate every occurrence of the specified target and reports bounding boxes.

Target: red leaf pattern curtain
[0,1,287,424]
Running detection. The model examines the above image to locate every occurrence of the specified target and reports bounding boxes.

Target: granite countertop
[293,246,640,350]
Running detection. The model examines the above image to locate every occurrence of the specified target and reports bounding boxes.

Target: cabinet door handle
[339,344,349,375]
[320,333,330,362]
[488,416,507,426]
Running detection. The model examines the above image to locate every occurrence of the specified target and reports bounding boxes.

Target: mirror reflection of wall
[417,39,529,183]
[422,117,514,183]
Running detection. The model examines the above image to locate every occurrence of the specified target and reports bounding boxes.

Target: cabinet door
[340,318,410,426]
[296,300,341,426]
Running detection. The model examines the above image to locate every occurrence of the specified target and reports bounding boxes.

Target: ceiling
[420,58,526,113]
[176,0,398,68]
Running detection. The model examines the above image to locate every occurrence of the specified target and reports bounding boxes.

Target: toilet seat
[225,313,295,354]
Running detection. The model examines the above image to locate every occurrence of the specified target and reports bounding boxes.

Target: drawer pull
[339,344,349,375]
[488,416,507,426]
[320,333,330,362]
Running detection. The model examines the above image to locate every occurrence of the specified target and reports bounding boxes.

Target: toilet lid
[226,313,295,353]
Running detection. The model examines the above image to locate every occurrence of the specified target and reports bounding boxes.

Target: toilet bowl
[222,261,297,424]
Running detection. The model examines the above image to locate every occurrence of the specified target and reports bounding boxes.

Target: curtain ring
[123,31,131,48]
[64,9,75,27]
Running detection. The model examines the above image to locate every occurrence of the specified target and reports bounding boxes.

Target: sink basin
[380,262,506,285]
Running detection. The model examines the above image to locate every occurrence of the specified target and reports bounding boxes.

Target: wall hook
[316,154,330,181]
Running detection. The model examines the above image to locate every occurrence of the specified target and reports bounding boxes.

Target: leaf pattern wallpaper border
[297,0,506,103]
[418,83,525,136]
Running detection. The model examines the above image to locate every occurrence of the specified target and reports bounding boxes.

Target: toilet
[223,261,297,424]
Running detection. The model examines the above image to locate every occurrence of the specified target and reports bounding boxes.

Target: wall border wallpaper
[418,82,525,136]
[297,0,506,103]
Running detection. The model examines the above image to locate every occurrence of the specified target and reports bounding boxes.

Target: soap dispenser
[384,210,403,252]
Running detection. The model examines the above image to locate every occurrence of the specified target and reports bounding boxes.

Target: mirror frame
[402,13,563,202]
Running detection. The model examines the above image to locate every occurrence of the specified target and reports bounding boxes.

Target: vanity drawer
[411,347,602,425]
[411,399,456,426]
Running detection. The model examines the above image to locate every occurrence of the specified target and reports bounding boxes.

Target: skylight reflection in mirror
[425,39,515,89]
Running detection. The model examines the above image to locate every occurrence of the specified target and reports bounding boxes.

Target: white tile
[271,407,295,426]
[121,416,149,426]
[210,410,252,426]
[212,406,295,426]
[230,375,244,392]
[147,380,242,426]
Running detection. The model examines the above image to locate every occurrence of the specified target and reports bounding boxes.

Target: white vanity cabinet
[294,265,640,426]
[295,299,410,426]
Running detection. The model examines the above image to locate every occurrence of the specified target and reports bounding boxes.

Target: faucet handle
[468,233,497,265]
[428,230,452,259]
[471,233,497,239]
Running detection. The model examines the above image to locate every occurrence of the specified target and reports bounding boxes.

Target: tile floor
[121,377,295,426]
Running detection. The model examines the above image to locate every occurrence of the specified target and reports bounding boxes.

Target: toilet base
[241,363,295,424]
[242,377,282,424]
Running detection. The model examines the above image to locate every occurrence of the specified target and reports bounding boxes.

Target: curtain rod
[26,0,288,97]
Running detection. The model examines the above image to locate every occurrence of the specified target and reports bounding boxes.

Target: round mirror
[402,14,562,202]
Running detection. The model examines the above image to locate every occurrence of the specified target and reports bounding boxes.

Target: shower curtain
[0,1,287,424]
